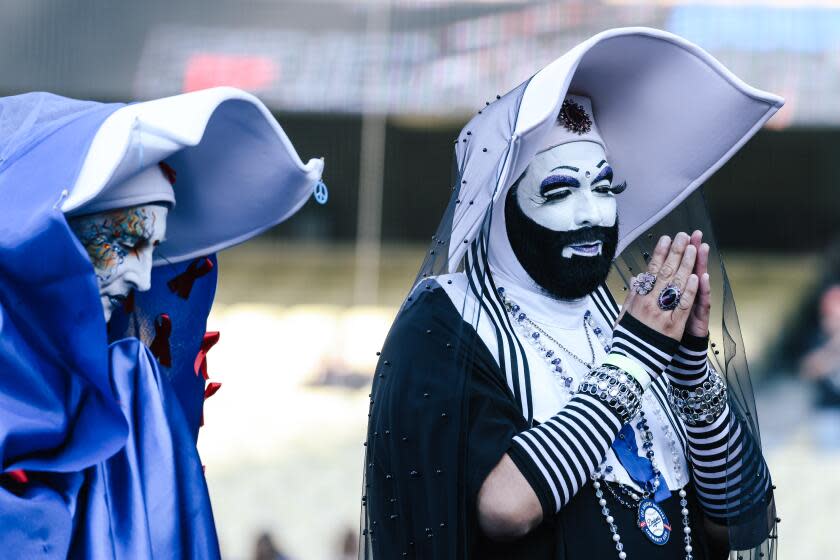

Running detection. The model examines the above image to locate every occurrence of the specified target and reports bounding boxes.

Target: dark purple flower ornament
[559,99,592,135]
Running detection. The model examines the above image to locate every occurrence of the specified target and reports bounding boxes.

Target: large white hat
[447,27,783,271]
[61,87,324,265]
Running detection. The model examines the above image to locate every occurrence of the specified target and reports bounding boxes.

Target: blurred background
[4,0,840,557]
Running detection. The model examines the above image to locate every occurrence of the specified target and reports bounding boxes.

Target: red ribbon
[194,331,220,379]
[6,470,28,484]
[149,314,172,367]
[200,382,222,427]
[159,162,177,185]
[167,257,214,300]
[204,382,222,400]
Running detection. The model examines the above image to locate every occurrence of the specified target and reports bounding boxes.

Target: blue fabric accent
[70,340,219,558]
[109,256,218,441]
[612,424,670,503]
[0,92,220,557]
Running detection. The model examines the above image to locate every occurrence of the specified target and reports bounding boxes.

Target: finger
[646,235,671,275]
[689,272,711,330]
[656,232,690,282]
[671,242,697,290]
[698,271,711,314]
[675,274,699,315]
[689,230,703,250]
[694,242,709,278]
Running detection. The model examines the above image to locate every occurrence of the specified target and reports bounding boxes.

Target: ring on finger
[657,283,682,311]
[632,272,657,296]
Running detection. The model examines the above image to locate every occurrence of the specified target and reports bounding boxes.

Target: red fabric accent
[149,314,172,367]
[158,162,177,185]
[204,382,222,400]
[7,470,28,484]
[199,382,222,428]
[167,257,214,300]
[183,54,277,93]
[123,290,135,313]
[194,331,220,379]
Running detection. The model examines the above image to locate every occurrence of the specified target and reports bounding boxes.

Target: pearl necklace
[497,287,693,558]
[497,287,611,397]
[592,408,693,559]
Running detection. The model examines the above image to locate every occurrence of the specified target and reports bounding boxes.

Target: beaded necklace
[591,403,693,557]
[498,287,693,559]
[498,287,611,397]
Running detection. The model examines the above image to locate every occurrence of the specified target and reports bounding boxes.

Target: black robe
[363,286,713,559]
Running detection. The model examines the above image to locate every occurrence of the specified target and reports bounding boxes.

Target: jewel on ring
[658,283,681,310]
[633,272,657,295]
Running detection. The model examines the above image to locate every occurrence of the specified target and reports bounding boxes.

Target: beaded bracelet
[667,368,727,426]
[578,364,644,424]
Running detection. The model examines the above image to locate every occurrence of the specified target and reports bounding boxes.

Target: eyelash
[121,238,149,251]
[537,183,620,204]
[539,189,572,202]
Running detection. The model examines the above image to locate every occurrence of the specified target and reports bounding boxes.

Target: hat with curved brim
[62,86,323,265]
[448,27,783,270]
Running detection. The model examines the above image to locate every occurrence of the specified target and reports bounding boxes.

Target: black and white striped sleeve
[610,313,679,379]
[666,335,772,523]
[507,315,678,516]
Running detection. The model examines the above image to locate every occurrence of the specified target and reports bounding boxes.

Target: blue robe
[0,93,220,558]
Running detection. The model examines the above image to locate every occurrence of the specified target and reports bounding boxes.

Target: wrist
[603,353,652,389]
[666,334,710,386]
[610,313,680,378]
[681,332,709,351]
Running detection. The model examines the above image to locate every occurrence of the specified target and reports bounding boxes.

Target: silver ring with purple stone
[632,272,657,296]
[657,283,681,311]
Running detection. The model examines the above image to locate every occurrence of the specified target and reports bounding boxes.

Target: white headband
[538,94,606,155]
[68,163,176,216]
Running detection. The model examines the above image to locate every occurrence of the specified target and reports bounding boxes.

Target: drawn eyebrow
[591,165,613,186]
[540,175,580,195]
[550,165,579,172]
[596,159,607,168]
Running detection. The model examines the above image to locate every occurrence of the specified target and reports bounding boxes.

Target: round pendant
[637,499,671,545]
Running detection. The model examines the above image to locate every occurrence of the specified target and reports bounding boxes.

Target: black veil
[361,28,780,559]
[614,190,778,559]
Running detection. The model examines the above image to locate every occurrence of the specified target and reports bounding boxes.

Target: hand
[618,232,699,340]
[685,230,711,338]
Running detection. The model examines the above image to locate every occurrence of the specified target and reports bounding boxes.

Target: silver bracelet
[578,364,644,424]
[667,367,727,426]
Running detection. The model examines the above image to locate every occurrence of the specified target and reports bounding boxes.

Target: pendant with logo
[637,499,671,545]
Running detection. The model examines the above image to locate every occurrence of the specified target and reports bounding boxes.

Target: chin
[101,297,113,323]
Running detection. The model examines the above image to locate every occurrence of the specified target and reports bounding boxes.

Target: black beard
[504,185,618,300]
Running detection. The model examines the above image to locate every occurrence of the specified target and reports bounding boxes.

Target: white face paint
[69,204,168,322]
[515,141,618,258]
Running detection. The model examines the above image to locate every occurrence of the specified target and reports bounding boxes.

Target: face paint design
[505,140,624,300]
[514,141,623,258]
[69,204,168,322]
[506,186,618,300]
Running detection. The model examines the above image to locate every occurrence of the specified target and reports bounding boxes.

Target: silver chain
[522,314,597,369]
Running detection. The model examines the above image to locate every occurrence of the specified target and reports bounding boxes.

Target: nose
[573,191,601,227]
[134,265,152,292]
[124,250,153,293]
